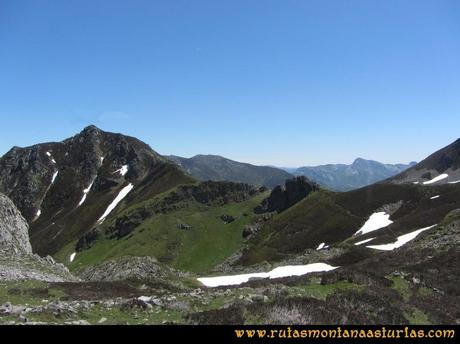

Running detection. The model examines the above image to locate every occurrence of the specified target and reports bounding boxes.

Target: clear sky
[0,0,459,166]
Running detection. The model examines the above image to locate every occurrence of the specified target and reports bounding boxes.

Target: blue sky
[0,0,459,166]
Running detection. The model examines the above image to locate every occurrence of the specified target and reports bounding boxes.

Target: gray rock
[220,214,235,224]
[0,303,12,315]
[243,225,259,238]
[177,223,192,230]
[0,193,76,282]
[79,256,173,282]
[0,193,32,254]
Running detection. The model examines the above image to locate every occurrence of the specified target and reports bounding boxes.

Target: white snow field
[354,212,393,236]
[423,173,448,185]
[97,183,134,223]
[366,225,437,251]
[114,165,128,176]
[197,263,338,287]
[70,252,76,262]
[354,237,376,246]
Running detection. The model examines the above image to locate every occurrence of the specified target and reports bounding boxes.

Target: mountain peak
[80,124,102,135]
[352,157,376,166]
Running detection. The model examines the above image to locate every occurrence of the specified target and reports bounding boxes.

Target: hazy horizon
[1,1,459,166]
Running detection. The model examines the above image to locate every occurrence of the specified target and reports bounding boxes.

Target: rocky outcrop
[75,228,102,251]
[0,193,32,255]
[254,176,319,214]
[0,193,75,282]
[79,256,178,282]
[220,214,236,224]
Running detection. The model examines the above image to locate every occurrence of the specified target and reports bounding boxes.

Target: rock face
[0,193,75,282]
[167,154,294,188]
[0,193,32,255]
[255,176,319,214]
[0,125,194,256]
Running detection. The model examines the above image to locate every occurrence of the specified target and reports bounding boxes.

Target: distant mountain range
[166,154,293,189]
[290,159,417,191]
[167,154,416,192]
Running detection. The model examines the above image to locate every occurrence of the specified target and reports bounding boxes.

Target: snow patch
[83,180,94,193]
[70,252,76,262]
[78,194,87,207]
[197,263,338,287]
[448,180,460,184]
[354,237,376,246]
[316,243,326,250]
[354,212,393,236]
[97,183,134,223]
[423,174,448,185]
[100,157,105,164]
[412,181,419,184]
[366,225,437,251]
[430,195,440,200]
[36,209,41,218]
[46,151,51,157]
[51,171,59,184]
[77,179,96,207]
[114,165,128,176]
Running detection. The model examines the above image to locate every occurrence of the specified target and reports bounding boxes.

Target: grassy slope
[240,183,460,266]
[58,191,268,274]
[30,162,195,257]
[240,190,363,265]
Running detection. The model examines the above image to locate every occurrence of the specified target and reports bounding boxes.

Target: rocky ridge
[0,193,75,282]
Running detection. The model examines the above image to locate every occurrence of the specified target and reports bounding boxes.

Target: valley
[0,126,459,325]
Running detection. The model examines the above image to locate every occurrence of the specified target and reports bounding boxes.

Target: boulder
[220,214,235,224]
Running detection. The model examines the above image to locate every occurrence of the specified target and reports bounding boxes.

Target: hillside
[57,181,269,273]
[0,125,195,256]
[167,154,293,189]
[388,138,460,185]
